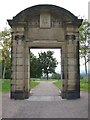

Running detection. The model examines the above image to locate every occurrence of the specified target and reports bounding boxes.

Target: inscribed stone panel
[40,13,51,28]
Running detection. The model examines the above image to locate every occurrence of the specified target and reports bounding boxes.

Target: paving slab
[27,96,62,101]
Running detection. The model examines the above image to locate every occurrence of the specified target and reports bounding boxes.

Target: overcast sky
[0,0,89,73]
[0,0,89,30]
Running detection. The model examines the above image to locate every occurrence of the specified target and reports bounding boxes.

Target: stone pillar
[10,32,17,99]
[61,45,68,98]
[11,33,30,99]
[65,35,80,99]
[23,47,30,98]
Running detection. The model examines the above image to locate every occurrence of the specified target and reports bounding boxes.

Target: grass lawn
[53,80,61,88]
[31,78,56,81]
[0,79,2,92]
[53,79,90,92]
[1,79,90,93]
[80,79,90,92]
[0,79,40,93]
[30,80,40,89]
[2,79,10,92]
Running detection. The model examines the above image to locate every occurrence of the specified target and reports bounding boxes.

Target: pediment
[7,4,82,27]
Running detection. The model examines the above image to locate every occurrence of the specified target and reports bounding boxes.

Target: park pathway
[28,81,60,101]
[31,81,59,96]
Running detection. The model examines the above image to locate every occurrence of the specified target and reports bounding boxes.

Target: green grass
[53,80,61,88]
[30,80,40,89]
[2,79,10,92]
[31,78,56,81]
[53,79,90,93]
[80,79,90,92]
[1,79,90,93]
[0,80,2,92]
[0,79,40,93]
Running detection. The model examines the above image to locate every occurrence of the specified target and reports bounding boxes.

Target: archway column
[65,35,80,99]
[61,44,68,98]
[11,32,30,99]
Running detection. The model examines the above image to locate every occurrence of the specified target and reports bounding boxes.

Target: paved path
[28,81,60,101]
[30,81,59,95]
[2,81,89,118]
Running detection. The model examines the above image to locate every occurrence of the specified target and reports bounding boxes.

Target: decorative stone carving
[65,35,76,40]
[51,16,62,27]
[15,35,25,40]
[29,16,40,27]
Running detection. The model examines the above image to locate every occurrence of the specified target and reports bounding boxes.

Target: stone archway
[7,4,82,99]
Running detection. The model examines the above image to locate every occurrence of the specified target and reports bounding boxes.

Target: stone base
[25,90,30,99]
[61,90,80,99]
[61,91,66,99]
[66,90,80,99]
[10,90,30,100]
[10,91,15,99]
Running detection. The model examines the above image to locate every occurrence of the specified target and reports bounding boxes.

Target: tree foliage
[30,51,42,78]
[0,28,11,79]
[79,19,90,78]
[38,51,58,80]
[51,73,61,80]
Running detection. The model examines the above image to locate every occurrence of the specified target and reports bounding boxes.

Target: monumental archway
[7,4,82,99]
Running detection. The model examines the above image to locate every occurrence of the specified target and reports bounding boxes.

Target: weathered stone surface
[68,71,76,79]
[28,28,64,41]
[15,53,23,58]
[67,53,75,58]
[17,46,24,53]
[67,84,76,90]
[17,58,24,65]
[40,13,51,28]
[11,72,16,79]
[16,66,29,72]
[68,58,76,65]
[67,45,75,53]
[15,85,23,90]
[17,72,24,79]
[68,66,76,72]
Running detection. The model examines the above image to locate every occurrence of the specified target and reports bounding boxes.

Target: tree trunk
[46,72,48,80]
[3,61,6,80]
[84,56,88,82]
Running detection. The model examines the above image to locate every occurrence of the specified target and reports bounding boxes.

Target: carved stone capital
[15,35,25,40]
[65,35,76,40]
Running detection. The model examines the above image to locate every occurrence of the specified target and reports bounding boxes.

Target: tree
[51,73,61,80]
[0,50,2,79]
[30,51,42,78]
[79,19,90,81]
[38,51,58,80]
[0,28,11,79]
